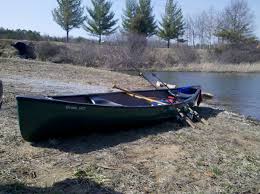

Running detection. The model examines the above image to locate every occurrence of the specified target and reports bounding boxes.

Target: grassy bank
[0,58,259,193]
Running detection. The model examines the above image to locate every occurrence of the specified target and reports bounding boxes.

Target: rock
[11,42,36,59]
[202,92,214,99]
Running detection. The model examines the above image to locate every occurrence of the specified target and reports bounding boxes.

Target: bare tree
[216,0,255,43]
[185,15,196,47]
[196,11,208,48]
[204,7,218,47]
[186,12,208,48]
[185,7,218,48]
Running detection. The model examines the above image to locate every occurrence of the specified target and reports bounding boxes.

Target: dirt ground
[0,58,259,193]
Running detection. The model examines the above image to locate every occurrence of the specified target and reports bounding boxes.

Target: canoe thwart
[90,96,123,106]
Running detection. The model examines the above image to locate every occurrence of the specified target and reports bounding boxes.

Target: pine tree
[122,0,138,32]
[158,0,184,48]
[137,0,157,36]
[52,0,85,42]
[83,0,118,44]
[122,0,156,37]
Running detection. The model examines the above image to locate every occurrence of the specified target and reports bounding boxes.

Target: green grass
[74,165,109,184]
[210,166,223,177]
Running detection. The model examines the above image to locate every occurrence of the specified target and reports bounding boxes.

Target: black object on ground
[11,42,36,59]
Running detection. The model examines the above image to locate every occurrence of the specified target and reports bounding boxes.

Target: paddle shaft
[113,85,167,105]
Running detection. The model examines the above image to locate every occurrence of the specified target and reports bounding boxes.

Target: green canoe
[16,86,202,142]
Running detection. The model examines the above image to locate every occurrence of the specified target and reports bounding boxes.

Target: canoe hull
[17,86,201,141]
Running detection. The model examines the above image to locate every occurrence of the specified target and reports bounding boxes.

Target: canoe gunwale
[16,86,201,109]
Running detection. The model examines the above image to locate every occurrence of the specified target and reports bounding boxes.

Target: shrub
[70,43,98,67]
[36,42,76,64]
[124,33,148,68]
[211,43,260,64]
[173,45,200,65]
[36,42,64,61]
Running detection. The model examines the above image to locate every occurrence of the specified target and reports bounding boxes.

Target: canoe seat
[89,96,123,106]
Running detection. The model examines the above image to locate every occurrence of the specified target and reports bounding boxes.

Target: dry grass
[0,57,148,91]
[0,39,18,58]
[154,62,260,73]
[0,58,259,193]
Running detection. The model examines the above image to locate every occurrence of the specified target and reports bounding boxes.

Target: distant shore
[2,57,260,74]
[124,62,260,73]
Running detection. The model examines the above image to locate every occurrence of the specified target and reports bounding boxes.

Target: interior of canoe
[51,87,199,107]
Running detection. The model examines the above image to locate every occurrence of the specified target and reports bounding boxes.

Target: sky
[0,0,259,39]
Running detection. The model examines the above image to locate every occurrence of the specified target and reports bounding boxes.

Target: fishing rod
[128,63,157,89]
[128,63,176,96]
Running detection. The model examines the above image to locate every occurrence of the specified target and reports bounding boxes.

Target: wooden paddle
[113,85,167,105]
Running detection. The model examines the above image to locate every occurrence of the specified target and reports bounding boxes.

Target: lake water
[145,72,260,120]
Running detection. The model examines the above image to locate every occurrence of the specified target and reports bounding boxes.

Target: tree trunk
[66,30,69,43]
[192,31,195,48]
[99,34,102,44]
[167,39,170,48]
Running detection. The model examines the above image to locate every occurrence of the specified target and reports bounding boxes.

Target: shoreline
[115,63,260,73]
[0,58,259,193]
[1,57,260,73]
